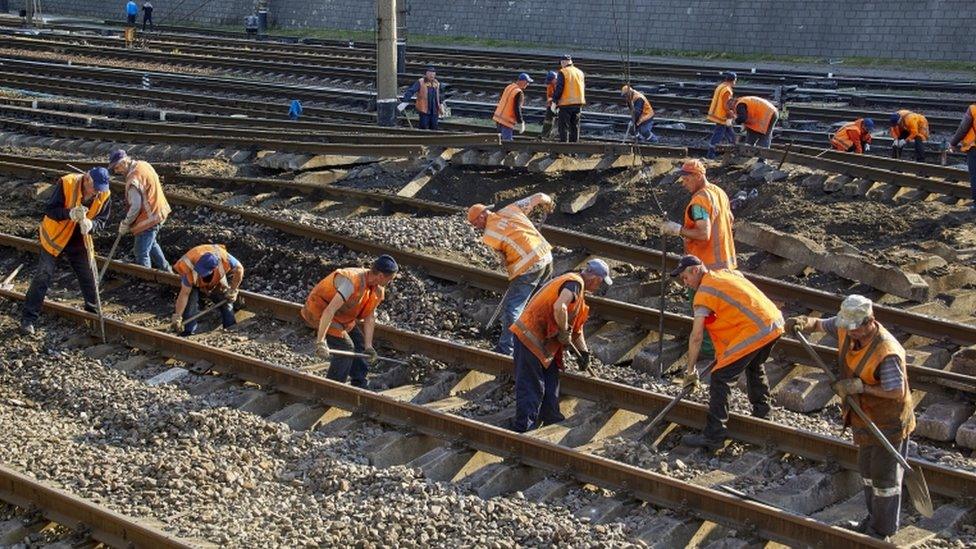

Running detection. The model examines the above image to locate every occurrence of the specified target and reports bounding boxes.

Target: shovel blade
[906,467,934,517]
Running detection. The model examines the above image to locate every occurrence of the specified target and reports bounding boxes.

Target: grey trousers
[857,437,908,537]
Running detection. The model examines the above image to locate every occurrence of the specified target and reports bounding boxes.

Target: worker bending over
[948,103,976,213]
[789,295,915,539]
[492,73,533,141]
[302,255,399,388]
[172,244,243,336]
[672,255,784,449]
[509,259,612,432]
[706,72,737,158]
[400,66,444,130]
[109,149,171,272]
[552,55,586,143]
[831,118,875,154]
[621,85,658,143]
[733,96,778,148]
[889,110,929,162]
[468,193,555,355]
[21,168,112,335]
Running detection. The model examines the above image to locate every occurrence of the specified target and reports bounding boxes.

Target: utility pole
[256,0,269,34]
[376,0,397,127]
[395,0,407,73]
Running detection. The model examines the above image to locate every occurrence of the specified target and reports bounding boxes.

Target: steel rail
[788,105,961,133]
[1,242,973,504]
[0,287,891,548]
[769,143,970,182]
[0,464,204,548]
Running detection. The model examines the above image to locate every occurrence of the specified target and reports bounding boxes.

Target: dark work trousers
[181,287,236,336]
[891,136,926,163]
[858,437,909,537]
[557,106,582,142]
[326,326,368,388]
[702,339,776,440]
[22,248,98,325]
[541,108,556,139]
[126,14,137,25]
[707,123,737,158]
[142,13,153,30]
[512,338,564,432]
[968,149,976,201]
[418,112,439,130]
[742,113,778,148]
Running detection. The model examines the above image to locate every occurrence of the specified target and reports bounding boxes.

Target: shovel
[1,264,23,290]
[638,361,716,447]
[793,328,933,517]
[648,188,669,375]
[83,236,106,343]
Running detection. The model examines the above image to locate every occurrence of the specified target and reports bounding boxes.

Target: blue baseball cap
[862,118,875,131]
[372,254,399,274]
[722,71,737,81]
[518,72,534,83]
[670,255,703,277]
[889,112,901,125]
[88,167,110,191]
[107,149,127,169]
[545,70,557,83]
[583,259,613,286]
[194,253,220,277]
[425,65,436,73]
[561,54,572,61]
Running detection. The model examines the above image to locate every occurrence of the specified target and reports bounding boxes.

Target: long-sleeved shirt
[126,1,138,15]
[143,3,153,16]
[950,109,974,147]
[401,80,440,114]
[45,181,111,251]
[632,97,648,125]
[552,73,565,106]
[122,185,143,226]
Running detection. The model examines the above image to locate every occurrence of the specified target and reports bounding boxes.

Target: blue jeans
[181,287,236,336]
[636,119,659,143]
[133,225,171,271]
[22,247,98,325]
[418,112,439,130]
[495,263,552,355]
[326,326,368,388]
[497,123,514,141]
[967,149,976,201]
[707,124,737,158]
[511,338,564,432]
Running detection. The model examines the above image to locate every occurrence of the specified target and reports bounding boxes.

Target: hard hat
[837,294,873,330]
[467,204,488,224]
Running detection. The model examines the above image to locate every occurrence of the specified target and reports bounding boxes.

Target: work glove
[947,145,956,154]
[557,329,571,345]
[832,378,864,399]
[118,221,130,235]
[225,288,239,304]
[518,121,525,134]
[364,347,379,365]
[549,103,558,115]
[69,205,88,222]
[397,102,409,112]
[681,369,700,389]
[785,315,809,334]
[170,314,183,334]
[724,118,734,127]
[660,221,682,236]
[315,340,330,359]
[77,217,93,235]
[863,143,871,152]
[578,350,591,371]
[893,139,906,148]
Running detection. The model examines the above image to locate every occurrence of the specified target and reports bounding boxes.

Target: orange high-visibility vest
[707,82,734,124]
[510,273,589,366]
[125,160,171,235]
[492,83,522,129]
[890,109,929,141]
[301,268,384,338]
[414,78,441,115]
[693,270,784,371]
[545,81,556,106]
[735,96,778,134]
[683,183,736,271]
[38,174,110,257]
[174,244,234,291]
[961,104,976,152]
[831,120,872,153]
[628,89,655,125]
[483,204,552,280]
[557,65,586,107]
[837,322,915,446]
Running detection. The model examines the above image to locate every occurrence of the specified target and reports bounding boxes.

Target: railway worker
[705,71,737,159]
[947,103,976,213]
[831,118,875,154]
[399,66,444,131]
[552,55,586,143]
[541,71,558,139]
[733,95,779,148]
[492,73,533,141]
[787,295,915,538]
[509,259,613,432]
[108,150,172,273]
[889,109,929,162]
[301,255,399,388]
[171,244,243,336]
[467,193,555,355]
[142,1,154,31]
[671,255,783,450]
[20,168,112,336]
[124,0,138,47]
[621,85,658,143]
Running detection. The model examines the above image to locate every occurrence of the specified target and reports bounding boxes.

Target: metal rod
[329,348,409,366]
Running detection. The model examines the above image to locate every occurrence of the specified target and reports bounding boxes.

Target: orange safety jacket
[683,183,736,271]
[414,78,442,115]
[735,96,778,134]
[545,81,556,107]
[38,174,110,257]
[693,270,784,371]
[125,160,171,235]
[961,104,976,152]
[174,244,234,292]
[628,89,655,125]
[890,109,930,141]
[831,120,873,153]
[557,65,586,107]
[492,83,523,129]
[483,202,552,280]
[301,268,384,338]
[837,322,916,446]
[707,82,734,124]
[510,273,589,366]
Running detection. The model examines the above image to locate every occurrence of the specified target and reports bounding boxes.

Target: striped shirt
[821,317,904,392]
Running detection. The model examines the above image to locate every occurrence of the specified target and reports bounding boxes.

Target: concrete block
[953,411,976,449]
[822,253,929,302]
[232,390,288,417]
[865,182,899,202]
[734,222,825,265]
[465,462,549,498]
[522,477,576,502]
[575,496,635,524]
[365,432,441,468]
[890,502,975,547]
[146,367,189,386]
[631,337,687,376]
[800,173,828,189]
[774,371,835,413]
[915,401,974,442]
[949,346,976,376]
[588,321,656,365]
[822,174,851,193]
[0,519,27,545]
[903,255,948,275]
[938,289,976,316]
[918,240,959,262]
[925,266,976,295]
[759,468,861,514]
[560,186,600,214]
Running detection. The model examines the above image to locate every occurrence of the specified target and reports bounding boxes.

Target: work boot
[752,404,771,420]
[681,433,724,450]
[19,321,35,336]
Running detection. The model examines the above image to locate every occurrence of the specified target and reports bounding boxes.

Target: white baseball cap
[837,294,873,330]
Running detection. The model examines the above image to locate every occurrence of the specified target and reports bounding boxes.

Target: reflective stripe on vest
[557,66,586,107]
[38,174,110,257]
[177,245,229,289]
[629,90,655,125]
[511,273,588,365]
[125,160,171,235]
[735,96,777,134]
[707,82,733,124]
[683,184,736,271]
[492,83,521,129]
[831,121,863,150]
[483,205,553,280]
[304,268,383,337]
[960,104,976,152]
